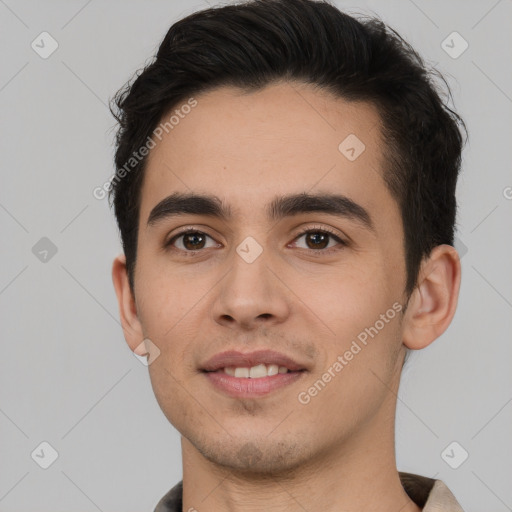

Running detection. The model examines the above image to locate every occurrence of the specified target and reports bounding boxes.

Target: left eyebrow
[267,192,374,231]
[146,191,374,232]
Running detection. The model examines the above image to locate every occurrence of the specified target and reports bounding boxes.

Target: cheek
[147,356,203,432]
[300,260,404,383]
[299,260,391,336]
[134,256,204,338]
[134,262,214,379]
[133,290,186,387]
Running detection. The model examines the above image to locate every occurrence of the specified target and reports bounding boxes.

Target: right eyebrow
[147,192,232,227]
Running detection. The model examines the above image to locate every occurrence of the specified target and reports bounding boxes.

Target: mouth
[207,363,299,378]
[201,350,308,398]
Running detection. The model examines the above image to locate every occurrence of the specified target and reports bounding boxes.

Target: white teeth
[249,364,267,378]
[224,364,290,378]
[234,367,250,378]
[267,364,279,376]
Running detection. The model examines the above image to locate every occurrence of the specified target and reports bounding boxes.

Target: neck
[181,394,420,512]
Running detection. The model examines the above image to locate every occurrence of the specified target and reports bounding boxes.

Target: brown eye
[167,231,217,252]
[182,232,206,250]
[291,227,346,253]
[304,232,330,249]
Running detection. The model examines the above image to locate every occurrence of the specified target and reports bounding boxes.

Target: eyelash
[164,225,347,256]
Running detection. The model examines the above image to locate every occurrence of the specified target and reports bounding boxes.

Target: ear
[112,254,146,356]
[402,244,461,350]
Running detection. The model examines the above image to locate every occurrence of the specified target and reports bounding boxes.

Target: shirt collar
[154,472,464,511]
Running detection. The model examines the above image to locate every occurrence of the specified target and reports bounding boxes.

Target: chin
[192,435,309,476]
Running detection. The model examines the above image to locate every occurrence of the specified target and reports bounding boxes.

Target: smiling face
[117,81,413,474]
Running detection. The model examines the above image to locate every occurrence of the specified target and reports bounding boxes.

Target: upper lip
[201,350,307,372]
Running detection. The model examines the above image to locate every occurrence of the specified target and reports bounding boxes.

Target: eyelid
[165,226,219,249]
[291,223,347,242]
[164,223,349,253]
[289,224,348,252]
[165,224,216,242]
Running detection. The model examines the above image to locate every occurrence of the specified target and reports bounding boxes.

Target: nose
[211,244,291,331]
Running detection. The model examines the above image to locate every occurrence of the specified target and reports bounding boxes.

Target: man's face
[132,82,408,473]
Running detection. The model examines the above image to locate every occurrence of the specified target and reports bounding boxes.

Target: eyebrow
[146,191,374,231]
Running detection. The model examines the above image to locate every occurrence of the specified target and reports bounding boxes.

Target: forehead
[139,81,390,225]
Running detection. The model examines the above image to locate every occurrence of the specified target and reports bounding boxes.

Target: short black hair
[109,0,466,297]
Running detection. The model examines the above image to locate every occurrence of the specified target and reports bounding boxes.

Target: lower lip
[204,370,305,398]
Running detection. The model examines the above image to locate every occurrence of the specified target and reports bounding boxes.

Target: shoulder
[153,480,183,512]
[399,472,465,511]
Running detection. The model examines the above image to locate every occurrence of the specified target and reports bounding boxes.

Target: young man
[110,0,467,510]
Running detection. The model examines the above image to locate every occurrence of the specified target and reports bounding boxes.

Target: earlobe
[402,245,461,350]
[111,254,145,354]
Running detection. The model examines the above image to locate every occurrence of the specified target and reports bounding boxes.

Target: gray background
[1,0,511,510]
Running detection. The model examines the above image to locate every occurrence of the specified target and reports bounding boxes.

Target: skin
[112,81,461,511]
